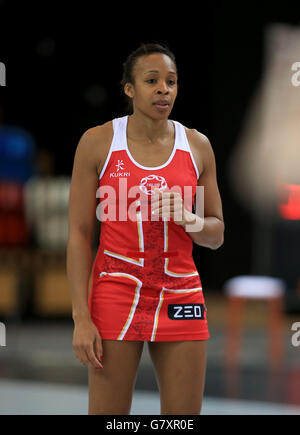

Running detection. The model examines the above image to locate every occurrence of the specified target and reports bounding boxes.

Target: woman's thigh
[147,340,207,415]
[88,339,144,415]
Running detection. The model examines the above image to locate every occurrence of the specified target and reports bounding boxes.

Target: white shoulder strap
[99,116,126,179]
[173,120,199,180]
[111,116,127,151]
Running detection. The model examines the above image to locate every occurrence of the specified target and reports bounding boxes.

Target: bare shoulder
[76,121,113,176]
[184,127,213,176]
[185,127,211,153]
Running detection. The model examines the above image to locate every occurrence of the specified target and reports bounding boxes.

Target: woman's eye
[146,79,176,85]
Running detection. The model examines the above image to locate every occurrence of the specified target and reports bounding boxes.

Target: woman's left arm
[182,130,225,250]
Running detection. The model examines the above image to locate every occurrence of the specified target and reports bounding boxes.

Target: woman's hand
[151,187,196,228]
[72,318,103,369]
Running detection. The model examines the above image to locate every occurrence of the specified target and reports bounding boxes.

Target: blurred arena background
[0,1,300,414]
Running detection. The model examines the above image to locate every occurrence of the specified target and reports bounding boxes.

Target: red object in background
[225,294,285,372]
[286,368,300,406]
[278,182,300,220]
[0,181,29,246]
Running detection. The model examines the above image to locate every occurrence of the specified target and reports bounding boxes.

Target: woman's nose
[157,81,169,94]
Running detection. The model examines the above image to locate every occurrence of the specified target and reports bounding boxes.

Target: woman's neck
[127,112,172,144]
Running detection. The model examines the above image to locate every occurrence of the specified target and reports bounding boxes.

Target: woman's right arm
[67,126,105,370]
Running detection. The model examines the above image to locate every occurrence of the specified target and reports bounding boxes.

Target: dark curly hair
[120,42,177,113]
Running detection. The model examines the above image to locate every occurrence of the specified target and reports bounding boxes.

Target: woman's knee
[148,340,207,415]
[88,340,144,414]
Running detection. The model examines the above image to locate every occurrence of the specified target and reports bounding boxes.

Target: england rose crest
[139,174,168,196]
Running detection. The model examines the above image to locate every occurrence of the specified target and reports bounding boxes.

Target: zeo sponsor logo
[168,303,206,320]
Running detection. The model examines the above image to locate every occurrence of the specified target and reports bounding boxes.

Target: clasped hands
[150,187,204,232]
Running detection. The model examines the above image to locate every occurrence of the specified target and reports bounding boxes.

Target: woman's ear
[124,83,134,99]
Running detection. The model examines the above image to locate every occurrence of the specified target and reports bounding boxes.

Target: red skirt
[88,246,210,342]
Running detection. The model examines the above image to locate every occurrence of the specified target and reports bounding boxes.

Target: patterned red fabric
[88,116,209,341]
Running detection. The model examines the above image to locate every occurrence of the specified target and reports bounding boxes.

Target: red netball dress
[88,115,210,341]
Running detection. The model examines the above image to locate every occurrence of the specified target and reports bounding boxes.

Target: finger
[172,196,183,209]
[86,343,103,369]
[162,205,183,221]
[73,344,84,364]
[161,203,177,212]
[162,198,175,208]
[151,205,160,216]
[151,200,161,217]
[152,196,173,213]
[162,196,176,208]
[73,347,82,363]
[79,345,91,366]
[86,343,102,368]
[173,207,185,222]
[75,346,90,366]
[153,188,161,199]
[152,192,162,202]
[160,206,172,220]
[151,199,160,210]
[94,336,103,362]
[161,191,175,198]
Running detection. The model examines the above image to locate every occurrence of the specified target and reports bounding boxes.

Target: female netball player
[67,42,224,415]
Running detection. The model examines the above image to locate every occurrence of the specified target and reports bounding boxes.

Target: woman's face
[125,53,178,120]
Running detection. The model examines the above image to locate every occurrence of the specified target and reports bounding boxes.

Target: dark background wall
[1,1,299,292]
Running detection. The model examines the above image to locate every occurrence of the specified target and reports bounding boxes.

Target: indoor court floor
[1,293,300,415]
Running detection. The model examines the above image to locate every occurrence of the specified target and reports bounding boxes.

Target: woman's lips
[153,102,170,110]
